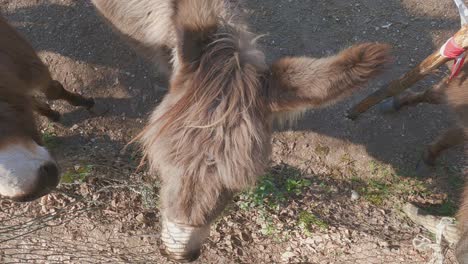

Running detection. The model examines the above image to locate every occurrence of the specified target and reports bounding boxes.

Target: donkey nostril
[38,162,60,188]
[184,250,201,262]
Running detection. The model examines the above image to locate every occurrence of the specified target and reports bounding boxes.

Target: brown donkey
[449,66,468,264]
[386,66,468,263]
[379,69,466,172]
[382,64,468,263]
[0,16,94,202]
[92,0,390,261]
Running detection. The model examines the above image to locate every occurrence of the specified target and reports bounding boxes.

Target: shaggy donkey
[92,0,390,261]
[0,16,94,202]
[449,65,468,264]
[381,63,468,263]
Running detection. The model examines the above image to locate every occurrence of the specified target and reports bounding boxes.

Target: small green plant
[238,171,312,211]
[237,167,314,239]
[238,174,281,210]
[359,179,389,206]
[285,178,312,195]
[368,160,393,178]
[61,165,93,184]
[42,131,59,149]
[298,210,328,235]
[259,212,279,237]
[390,178,431,197]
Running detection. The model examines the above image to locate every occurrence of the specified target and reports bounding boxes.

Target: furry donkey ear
[267,43,391,113]
[172,0,222,64]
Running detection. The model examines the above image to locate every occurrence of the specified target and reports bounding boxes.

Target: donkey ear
[267,43,391,113]
[173,0,220,64]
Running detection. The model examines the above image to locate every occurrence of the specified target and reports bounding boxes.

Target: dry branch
[403,203,460,244]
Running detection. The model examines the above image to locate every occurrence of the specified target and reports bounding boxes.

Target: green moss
[61,165,93,184]
[298,210,328,234]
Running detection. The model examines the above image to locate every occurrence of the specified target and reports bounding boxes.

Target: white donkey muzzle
[0,143,59,201]
[161,218,210,262]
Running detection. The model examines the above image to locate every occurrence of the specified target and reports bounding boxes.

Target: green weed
[238,171,311,211]
[42,131,59,149]
[298,210,328,235]
[61,165,93,184]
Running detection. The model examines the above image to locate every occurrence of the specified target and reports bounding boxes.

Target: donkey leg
[379,81,446,113]
[416,126,465,176]
[456,182,468,264]
[423,126,465,166]
[43,80,95,109]
[32,97,61,122]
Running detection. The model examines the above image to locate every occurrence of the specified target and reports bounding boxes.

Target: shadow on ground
[1,0,464,208]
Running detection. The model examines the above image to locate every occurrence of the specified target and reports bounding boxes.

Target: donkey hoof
[378,98,400,114]
[415,159,433,177]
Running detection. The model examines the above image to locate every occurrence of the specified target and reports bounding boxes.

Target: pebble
[281,251,295,262]
[351,190,360,201]
[136,213,146,224]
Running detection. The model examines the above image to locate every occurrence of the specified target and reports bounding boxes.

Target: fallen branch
[403,203,460,244]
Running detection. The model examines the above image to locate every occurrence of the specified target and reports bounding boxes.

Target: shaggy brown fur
[137,0,389,226]
[92,0,390,260]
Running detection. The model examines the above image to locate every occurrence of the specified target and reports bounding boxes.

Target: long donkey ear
[267,43,391,113]
[172,0,221,64]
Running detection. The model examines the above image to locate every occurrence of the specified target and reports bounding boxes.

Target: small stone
[351,190,360,201]
[136,213,146,223]
[281,251,295,262]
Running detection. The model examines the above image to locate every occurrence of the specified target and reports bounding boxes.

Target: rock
[351,190,360,201]
[136,213,146,224]
[281,251,295,262]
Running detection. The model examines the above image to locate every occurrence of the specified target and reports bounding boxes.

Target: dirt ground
[0,0,466,263]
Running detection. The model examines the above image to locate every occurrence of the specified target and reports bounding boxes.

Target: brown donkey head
[135,0,391,261]
[0,15,60,202]
[0,85,59,202]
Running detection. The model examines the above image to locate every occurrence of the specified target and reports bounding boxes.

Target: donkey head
[0,88,59,202]
[138,0,390,262]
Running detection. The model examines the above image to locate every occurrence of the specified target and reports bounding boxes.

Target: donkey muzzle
[160,219,210,262]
